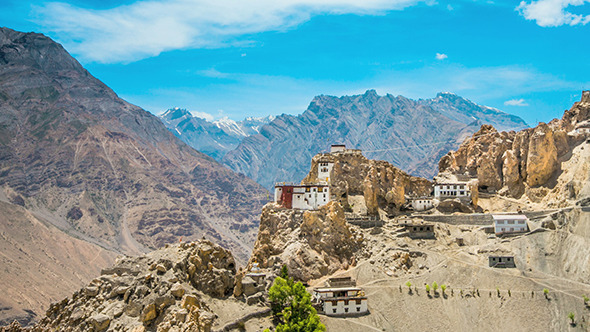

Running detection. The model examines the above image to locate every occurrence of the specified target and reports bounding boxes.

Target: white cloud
[516,0,590,27]
[192,111,215,121]
[435,53,448,60]
[504,98,530,106]
[35,0,425,63]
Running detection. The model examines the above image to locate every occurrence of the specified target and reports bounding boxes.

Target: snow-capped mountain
[159,108,274,161]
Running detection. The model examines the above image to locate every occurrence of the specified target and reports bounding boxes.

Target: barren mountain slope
[0,27,267,324]
[0,198,117,326]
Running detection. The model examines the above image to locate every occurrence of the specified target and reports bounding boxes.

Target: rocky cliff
[0,27,267,324]
[248,202,363,282]
[219,90,527,190]
[439,91,590,206]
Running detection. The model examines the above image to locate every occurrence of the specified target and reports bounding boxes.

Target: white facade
[318,161,333,182]
[330,144,346,153]
[292,186,330,210]
[412,198,434,211]
[493,214,528,235]
[313,287,368,316]
[434,182,471,199]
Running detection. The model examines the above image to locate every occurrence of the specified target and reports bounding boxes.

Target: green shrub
[568,312,575,324]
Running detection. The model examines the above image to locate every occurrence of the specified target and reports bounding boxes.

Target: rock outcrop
[249,202,363,282]
[4,240,235,332]
[439,91,590,204]
[303,150,432,216]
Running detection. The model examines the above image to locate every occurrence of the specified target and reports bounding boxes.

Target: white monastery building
[317,161,333,182]
[411,197,434,211]
[312,287,368,316]
[274,183,330,210]
[330,144,346,153]
[434,182,471,200]
[492,214,528,235]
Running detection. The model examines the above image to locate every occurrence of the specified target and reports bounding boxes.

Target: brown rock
[170,283,185,298]
[89,314,110,332]
[526,123,558,187]
[140,303,157,323]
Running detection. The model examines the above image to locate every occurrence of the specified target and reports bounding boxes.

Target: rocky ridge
[439,91,590,207]
[2,240,245,332]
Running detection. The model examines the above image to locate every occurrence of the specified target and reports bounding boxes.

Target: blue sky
[2,0,590,125]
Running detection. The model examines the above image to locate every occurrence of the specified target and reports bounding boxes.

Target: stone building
[488,255,516,268]
[401,221,435,239]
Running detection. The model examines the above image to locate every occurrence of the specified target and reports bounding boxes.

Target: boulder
[89,314,110,332]
[140,303,157,323]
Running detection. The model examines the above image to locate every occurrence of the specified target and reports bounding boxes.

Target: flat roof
[275,183,328,188]
[492,214,528,220]
[313,287,362,292]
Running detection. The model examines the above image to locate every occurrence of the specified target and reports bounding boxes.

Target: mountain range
[163,90,528,190]
[159,108,274,161]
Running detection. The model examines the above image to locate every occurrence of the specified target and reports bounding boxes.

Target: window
[460,185,464,189]
[344,308,349,313]
[305,187,310,192]
[356,299,362,305]
[453,185,457,189]
[518,220,525,224]
[333,309,337,313]
[460,191,464,195]
[508,220,515,224]
[313,188,316,192]
[356,307,361,312]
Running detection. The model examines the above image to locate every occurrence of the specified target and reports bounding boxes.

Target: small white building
[274,183,330,210]
[330,144,346,153]
[434,182,471,200]
[312,287,368,316]
[317,161,333,182]
[492,214,528,235]
[411,197,434,211]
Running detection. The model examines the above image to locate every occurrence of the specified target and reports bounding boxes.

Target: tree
[281,265,289,279]
[568,312,575,325]
[406,281,412,294]
[425,284,431,295]
[440,284,447,296]
[268,276,326,332]
[432,282,438,294]
[583,295,589,305]
[543,288,549,299]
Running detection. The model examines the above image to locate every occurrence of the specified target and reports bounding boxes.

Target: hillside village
[3,92,589,332]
